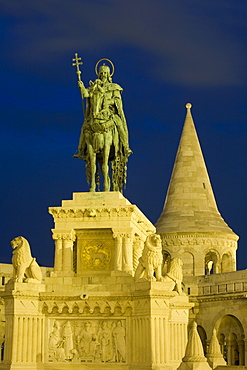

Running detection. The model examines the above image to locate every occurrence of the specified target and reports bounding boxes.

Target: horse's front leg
[88,146,97,192]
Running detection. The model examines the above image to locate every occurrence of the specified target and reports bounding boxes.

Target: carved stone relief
[81,241,111,270]
[48,319,126,364]
[161,235,237,248]
[75,230,114,273]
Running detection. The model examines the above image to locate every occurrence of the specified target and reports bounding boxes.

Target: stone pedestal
[49,192,155,277]
[0,281,45,370]
[0,192,193,370]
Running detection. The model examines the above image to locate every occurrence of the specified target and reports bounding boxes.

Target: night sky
[1,1,247,270]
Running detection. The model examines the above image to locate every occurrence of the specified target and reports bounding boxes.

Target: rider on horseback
[75,64,132,160]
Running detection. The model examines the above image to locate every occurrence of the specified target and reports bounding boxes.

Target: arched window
[205,251,218,275]
[214,315,245,365]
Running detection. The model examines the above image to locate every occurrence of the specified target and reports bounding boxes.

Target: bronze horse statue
[73,58,131,192]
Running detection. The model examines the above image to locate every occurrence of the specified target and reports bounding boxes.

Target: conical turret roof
[156,103,237,237]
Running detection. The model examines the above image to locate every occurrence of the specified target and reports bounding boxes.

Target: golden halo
[95,58,114,77]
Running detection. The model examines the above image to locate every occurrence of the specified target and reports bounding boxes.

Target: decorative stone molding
[52,230,76,273]
[76,230,112,238]
[161,234,238,248]
[52,229,76,241]
[41,299,133,315]
[49,206,136,219]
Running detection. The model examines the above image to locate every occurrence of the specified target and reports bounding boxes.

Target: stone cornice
[39,294,132,301]
[190,292,247,303]
[49,205,154,231]
[2,291,40,300]
[49,206,135,219]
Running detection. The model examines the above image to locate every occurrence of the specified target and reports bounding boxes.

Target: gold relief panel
[76,229,114,273]
[81,241,111,271]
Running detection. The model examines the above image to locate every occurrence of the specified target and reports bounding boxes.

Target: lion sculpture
[134,233,184,294]
[10,236,42,283]
[162,257,184,295]
[134,233,164,282]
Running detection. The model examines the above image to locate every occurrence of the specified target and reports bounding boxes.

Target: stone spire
[156,103,235,235]
[156,104,238,275]
[177,321,212,370]
[207,329,226,368]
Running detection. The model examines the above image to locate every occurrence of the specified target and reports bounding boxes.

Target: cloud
[0,0,247,86]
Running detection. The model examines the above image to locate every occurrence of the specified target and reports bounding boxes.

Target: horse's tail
[112,147,128,192]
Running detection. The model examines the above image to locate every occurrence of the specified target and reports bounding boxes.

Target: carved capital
[52,230,76,242]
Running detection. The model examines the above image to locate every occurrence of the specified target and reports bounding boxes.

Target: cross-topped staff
[72,52,83,82]
[72,52,85,113]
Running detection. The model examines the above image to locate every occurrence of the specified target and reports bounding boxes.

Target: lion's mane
[141,234,163,268]
[167,258,183,282]
[12,236,33,268]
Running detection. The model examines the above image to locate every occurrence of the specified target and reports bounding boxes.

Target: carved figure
[10,236,42,283]
[73,55,132,192]
[88,247,107,265]
[77,321,99,358]
[162,258,184,294]
[134,233,164,282]
[82,242,111,270]
[112,321,126,362]
[98,321,113,362]
[48,321,65,362]
[62,321,74,360]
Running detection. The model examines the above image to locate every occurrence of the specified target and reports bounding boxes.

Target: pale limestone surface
[177,321,211,370]
[156,104,238,276]
[185,270,247,366]
[207,329,226,368]
[49,191,155,276]
[0,192,192,370]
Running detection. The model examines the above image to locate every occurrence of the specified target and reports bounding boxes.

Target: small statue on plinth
[134,233,184,294]
[134,233,164,282]
[72,54,132,192]
[10,236,42,283]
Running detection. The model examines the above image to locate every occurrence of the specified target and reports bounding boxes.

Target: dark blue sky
[1,1,247,269]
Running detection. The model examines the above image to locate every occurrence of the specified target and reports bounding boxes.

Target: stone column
[238,339,245,365]
[52,230,75,274]
[62,231,76,274]
[113,232,123,271]
[52,234,63,272]
[244,339,247,366]
[226,337,233,365]
[122,233,133,274]
[215,262,220,274]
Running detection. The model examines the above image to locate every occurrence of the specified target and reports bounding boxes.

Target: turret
[156,104,238,276]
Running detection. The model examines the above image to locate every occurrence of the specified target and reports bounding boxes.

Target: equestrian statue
[72,54,132,192]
